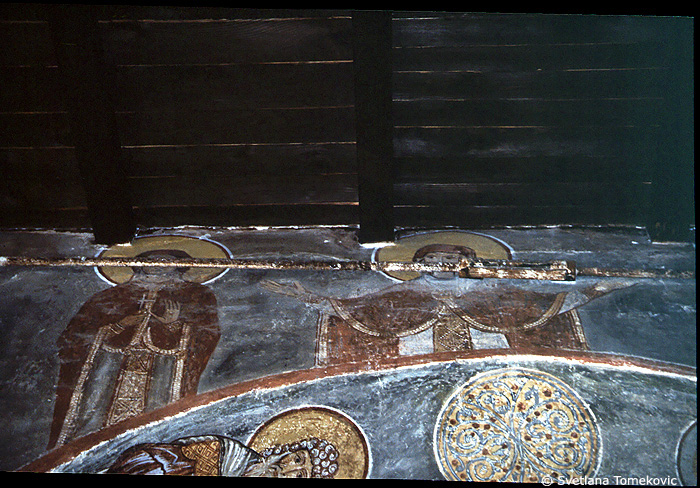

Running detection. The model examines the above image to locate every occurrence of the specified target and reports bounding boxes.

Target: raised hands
[150,300,182,324]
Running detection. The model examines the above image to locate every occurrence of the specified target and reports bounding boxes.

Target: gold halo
[247,406,370,479]
[96,235,231,285]
[374,230,513,281]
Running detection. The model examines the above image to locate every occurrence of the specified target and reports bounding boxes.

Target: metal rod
[576,267,695,279]
[0,256,693,279]
[0,256,458,273]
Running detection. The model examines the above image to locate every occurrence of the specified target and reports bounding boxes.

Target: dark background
[0,6,694,243]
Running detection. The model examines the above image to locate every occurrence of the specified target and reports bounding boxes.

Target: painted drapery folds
[260,230,631,366]
[48,236,231,449]
[15,228,692,481]
[262,278,629,366]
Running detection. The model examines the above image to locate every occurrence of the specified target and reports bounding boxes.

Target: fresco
[371,230,514,282]
[676,420,697,486]
[261,231,632,366]
[247,406,370,479]
[105,406,369,478]
[24,357,695,482]
[0,227,693,477]
[48,235,231,449]
[434,368,600,482]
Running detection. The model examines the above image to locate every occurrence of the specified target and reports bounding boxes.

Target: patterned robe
[48,279,220,449]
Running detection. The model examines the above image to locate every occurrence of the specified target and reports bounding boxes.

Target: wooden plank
[0,3,52,21]
[1,145,356,180]
[393,68,666,101]
[352,10,395,243]
[93,7,351,22]
[393,126,661,159]
[0,20,56,67]
[0,143,357,184]
[0,146,83,229]
[0,148,80,181]
[0,107,355,148]
[0,5,348,23]
[113,107,356,146]
[392,12,665,46]
[0,66,63,112]
[0,112,71,147]
[134,203,359,228]
[110,63,355,112]
[394,155,653,184]
[393,42,664,73]
[99,16,353,66]
[0,175,88,210]
[394,204,650,229]
[126,174,358,207]
[0,108,354,148]
[47,4,135,244]
[393,98,663,129]
[121,143,357,178]
[0,207,92,230]
[393,181,652,207]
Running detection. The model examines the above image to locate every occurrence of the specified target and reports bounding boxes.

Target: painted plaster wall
[45,358,697,481]
[0,226,695,478]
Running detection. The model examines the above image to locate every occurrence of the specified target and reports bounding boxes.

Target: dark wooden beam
[352,10,395,243]
[47,5,135,244]
[646,18,694,242]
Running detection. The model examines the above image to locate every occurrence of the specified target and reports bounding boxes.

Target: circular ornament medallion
[248,406,370,479]
[676,420,697,486]
[434,368,601,483]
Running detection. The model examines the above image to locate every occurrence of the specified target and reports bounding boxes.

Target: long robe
[48,279,220,449]
[317,284,595,366]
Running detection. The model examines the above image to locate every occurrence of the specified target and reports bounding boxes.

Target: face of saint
[271,449,314,478]
[421,251,462,265]
[133,253,185,282]
[420,251,463,279]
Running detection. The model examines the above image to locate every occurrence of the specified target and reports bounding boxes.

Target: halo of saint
[248,406,371,479]
[96,234,232,285]
[373,230,513,281]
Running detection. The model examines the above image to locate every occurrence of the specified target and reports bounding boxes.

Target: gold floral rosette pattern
[434,368,601,483]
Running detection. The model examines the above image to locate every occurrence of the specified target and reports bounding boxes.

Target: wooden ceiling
[0,6,694,243]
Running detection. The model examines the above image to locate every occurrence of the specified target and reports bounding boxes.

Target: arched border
[21,349,695,474]
[675,419,697,486]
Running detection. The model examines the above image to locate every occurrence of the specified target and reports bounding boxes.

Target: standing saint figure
[48,249,221,450]
[260,242,632,366]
